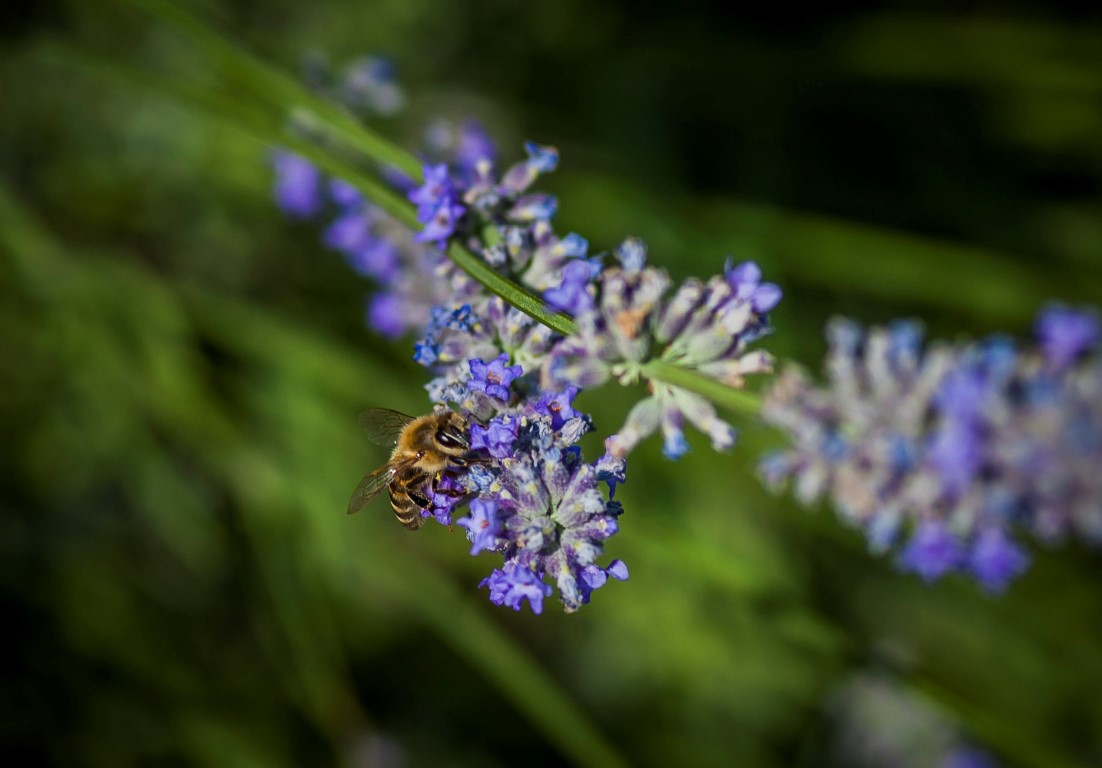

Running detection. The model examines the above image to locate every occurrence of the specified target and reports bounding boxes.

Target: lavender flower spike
[762,308,1102,592]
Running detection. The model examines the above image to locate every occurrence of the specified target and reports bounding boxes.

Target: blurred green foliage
[3,1,1102,766]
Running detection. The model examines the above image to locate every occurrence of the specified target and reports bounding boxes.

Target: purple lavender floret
[508,193,558,223]
[968,527,1030,594]
[455,120,497,176]
[762,307,1102,592]
[408,163,454,219]
[724,258,783,313]
[329,178,363,208]
[897,520,964,582]
[272,151,322,217]
[466,443,627,613]
[500,142,559,193]
[531,386,581,430]
[481,561,553,613]
[324,210,374,255]
[457,498,504,555]
[1036,304,1100,371]
[544,259,599,315]
[366,293,406,339]
[347,240,400,282]
[595,445,627,497]
[409,164,467,248]
[468,354,524,401]
[469,416,519,459]
[482,446,626,613]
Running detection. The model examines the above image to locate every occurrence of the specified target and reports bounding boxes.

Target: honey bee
[348,407,471,529]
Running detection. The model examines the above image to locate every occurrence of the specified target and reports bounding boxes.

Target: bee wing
[347,464,398,515]
[358,408,417,448]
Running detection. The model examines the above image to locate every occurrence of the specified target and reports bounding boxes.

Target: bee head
[435,419,469,454]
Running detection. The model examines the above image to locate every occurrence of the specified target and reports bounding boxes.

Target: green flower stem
[642,359,762,416]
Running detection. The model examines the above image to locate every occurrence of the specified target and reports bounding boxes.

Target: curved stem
[642,359,762,416]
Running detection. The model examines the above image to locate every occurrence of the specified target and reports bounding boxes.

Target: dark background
[2,1,1102,766]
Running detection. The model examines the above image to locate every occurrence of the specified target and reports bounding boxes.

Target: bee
[348,407,471,529]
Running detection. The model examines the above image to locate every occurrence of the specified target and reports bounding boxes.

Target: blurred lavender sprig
[830,673,1003,768]
[761,306,1102,592]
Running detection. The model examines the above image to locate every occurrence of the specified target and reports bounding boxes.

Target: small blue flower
[455,119,497,174]
[508,193,558,223]
[408,163,454,218]
[968,527,1030,594]
[458,498,503,555]
[897,520,964,582]
[323,210,373,255]
[544,259,598,315]
[886,319,923,364]
[467,354,523,401]
[616,237,647,272]
[329,178,363,208]
[530,386,581,430]
[347,239,400,281]
[272,151,322,217]
[470,416,519,459]
[926,421,983,499]
[554,233,589,259]
[524,141,559,173]
[480,561,552,613]
[415,198,466,249]
[500,141,559,193]
[366,293,405,339]
[407,164,466,247]
[724,259,783,313]
[595,445,627,497]
[1036,304,1100,371]
[662,430,690,460]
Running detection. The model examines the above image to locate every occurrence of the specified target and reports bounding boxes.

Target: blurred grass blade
[118,0,421,177]
[38,41,576,337]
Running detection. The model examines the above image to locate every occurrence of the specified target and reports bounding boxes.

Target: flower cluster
[419,356,628,614]
[761,306,1101,592]
[271,55,782,612]
[452,381,629,614]
[546,245,779,458]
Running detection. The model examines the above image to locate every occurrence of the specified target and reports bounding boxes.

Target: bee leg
[403,471,433,509]
[457,452,495,466]
[431,471,470,499]
[432,485,469,499]
[408,488,432,508]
